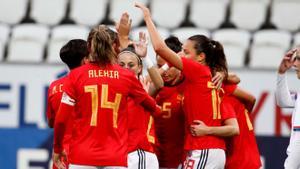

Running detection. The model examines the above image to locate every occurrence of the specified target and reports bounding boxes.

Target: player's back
[225,95,261,169]
[47,76,72,169]
[64,63,149,166]
[47,76,66,126]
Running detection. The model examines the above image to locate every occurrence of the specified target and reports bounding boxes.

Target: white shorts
[183,149,225,169]
[284,131,300,169]
[69,164,127,169]
[128,149,159,169]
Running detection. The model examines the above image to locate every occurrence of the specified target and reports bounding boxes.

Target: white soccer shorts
[69,164,127,169]
[183,149,225,169]
[128,149,159,169]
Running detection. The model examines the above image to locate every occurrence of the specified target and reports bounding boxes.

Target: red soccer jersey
[47,76,72,169]
[54,63,157,167]
[221,84,237,120]
[47,77,66,127]
[155,85,185,168]
[181,57,225,151]
[127,98,156,153]
[223,85,262,169]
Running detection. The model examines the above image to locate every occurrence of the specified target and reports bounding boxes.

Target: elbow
[227,73,241,84]
[275,94,284,107]
[155,81,164,90]
[247,95,256,112]
[249,94,256,105]
[226,126,239,137]
[232,126,240,136]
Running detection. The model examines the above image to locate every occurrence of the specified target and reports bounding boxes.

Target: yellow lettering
[52,86,57,94]
[59,84,63,92]
[88,70,94,78]
[93,70,98,77]
[245,109,254,131]
[88,70,119,79]
[84,85,99,126]
[101,84,122,128]
[162,102,172,118]
[207,81,221,120]
[103,70,109,77]
[114,71,119,79]
[147,116,155,143]
[84,84,122,127]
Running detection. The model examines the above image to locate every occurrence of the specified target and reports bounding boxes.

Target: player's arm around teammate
[190,119,239,137]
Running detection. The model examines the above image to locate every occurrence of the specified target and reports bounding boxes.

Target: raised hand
[116,12,132,49]
[134,32,147,58]
[134,2,151,19]
[278,48,298,74]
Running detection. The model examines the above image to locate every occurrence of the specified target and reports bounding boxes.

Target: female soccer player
[190,82,261,169]
[47,39,89,169]
[154,36,185,169]
[117,32,163,169]
[276,48,300,169]
[135,3,237,168]
[223,84,261,169]
[53,25,160,169]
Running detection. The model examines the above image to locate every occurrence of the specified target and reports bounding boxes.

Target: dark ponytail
[206,40,228,76]
[188,35,228,76]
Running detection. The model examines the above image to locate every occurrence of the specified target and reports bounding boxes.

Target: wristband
[161,63,169,71]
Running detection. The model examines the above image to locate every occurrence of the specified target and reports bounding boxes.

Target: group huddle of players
[46,2,262,169]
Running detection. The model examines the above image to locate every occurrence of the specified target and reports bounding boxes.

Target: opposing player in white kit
[276,48,300,169]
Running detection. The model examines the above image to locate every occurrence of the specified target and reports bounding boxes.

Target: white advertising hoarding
[0,64,298,136]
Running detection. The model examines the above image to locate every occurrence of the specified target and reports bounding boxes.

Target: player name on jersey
[88,69,119,79]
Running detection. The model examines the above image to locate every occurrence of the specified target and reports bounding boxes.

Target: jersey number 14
[84,84,122,128]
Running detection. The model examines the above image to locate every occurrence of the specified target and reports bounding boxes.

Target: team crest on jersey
[61,92,75,106]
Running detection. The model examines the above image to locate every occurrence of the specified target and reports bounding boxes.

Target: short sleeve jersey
[155,85,185,168]
[59,63,151,166]
[224,86,262,169]
[181,57,225,150]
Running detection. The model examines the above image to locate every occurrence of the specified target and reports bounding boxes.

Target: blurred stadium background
[0,0,299,168]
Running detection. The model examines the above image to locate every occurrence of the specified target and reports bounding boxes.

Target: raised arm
[116,12,132,50]
[134,31,164,91]
[135,2,183,70]
[275,49,296,108]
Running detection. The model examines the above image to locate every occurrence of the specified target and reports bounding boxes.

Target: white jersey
[276,73,300,130]
[276,73,300,169]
